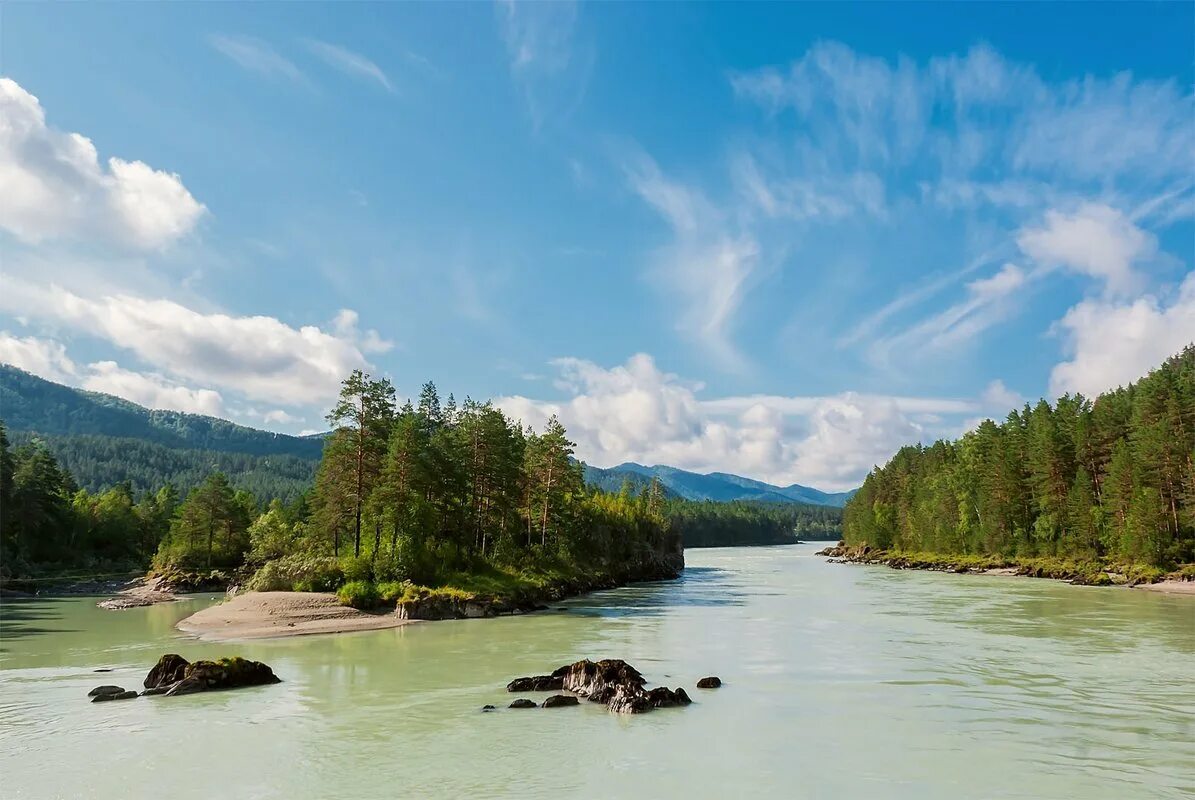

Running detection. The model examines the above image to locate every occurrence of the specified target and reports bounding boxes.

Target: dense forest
[670,500,840,547]
[7,431,316,503]
[844,347,1195,569]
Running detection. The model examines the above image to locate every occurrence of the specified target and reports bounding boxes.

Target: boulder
[541,694,579,708]
[508,699,537,709]
[142,654,281,697]
[92,690,138,702]
[481,705,496,712]
[144,654,189,689]
[696,676,722,689]
[560,659,645,700]
[88,685,125,698]
[506,675,564,692]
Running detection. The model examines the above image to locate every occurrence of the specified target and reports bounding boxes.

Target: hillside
[585,462,854,507]
[0,364,323,458]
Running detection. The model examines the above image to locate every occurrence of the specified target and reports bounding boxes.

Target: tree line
[844,347,1195,568]
[669,499,841,547]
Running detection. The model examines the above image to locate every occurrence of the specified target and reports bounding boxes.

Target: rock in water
[88,685,125,698]
[481,705,497,712]
[144,654,190,689]
[142,654,281,697]
[165,657,281,697]
[560,659,645,700]
[506,675,564,692]
[696,676,722,689]
[92,690,138,702]
[508,698,537,709]
[541,694,580,708]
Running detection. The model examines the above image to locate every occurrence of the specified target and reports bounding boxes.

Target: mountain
[0,365,322,459]
[0,364,322,501]
[583,462,855,507]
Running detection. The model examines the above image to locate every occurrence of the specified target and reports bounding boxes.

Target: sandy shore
[1133,580,1195,596]
[176,591,413,640]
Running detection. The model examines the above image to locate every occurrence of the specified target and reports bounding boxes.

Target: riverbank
[817,542,1195,592]
[177,591,413,640]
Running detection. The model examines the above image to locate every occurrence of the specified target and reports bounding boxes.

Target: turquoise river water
[1,543,1193,799]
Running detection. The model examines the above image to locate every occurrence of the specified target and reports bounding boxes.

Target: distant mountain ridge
[1,364,856,507]
[584,462,855,507]
[0,364,322,459]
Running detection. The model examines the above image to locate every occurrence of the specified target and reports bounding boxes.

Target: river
[1,543,1193,799]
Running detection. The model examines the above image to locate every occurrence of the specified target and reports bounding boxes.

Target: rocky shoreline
[817,542,1195,593]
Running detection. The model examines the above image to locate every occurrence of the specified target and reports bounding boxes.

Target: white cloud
[496,0,591,129]
[0,281,392,406]
[625,153,758,367]
[209,34,305,83]
[1017,203,1155,296]
[497,353,1001,492]
[0,331,77,383]
[263,409,302,424]
[0,332,225,415]
[81,361,226,416]
[981,379,1022,409]
[1050,272,1195,397]
[0,78,205,249]
[303,40,393,92]
[868,263,1030,365]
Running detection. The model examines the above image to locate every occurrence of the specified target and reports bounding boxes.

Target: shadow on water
[0,598,77,642]
[565,566,748,618]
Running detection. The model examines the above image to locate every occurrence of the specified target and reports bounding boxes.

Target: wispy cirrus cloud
[302,39,394,93]
[208,34,306,84]
[496,0,593,129]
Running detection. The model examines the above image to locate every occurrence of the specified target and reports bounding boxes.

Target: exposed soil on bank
[177,591,414,641]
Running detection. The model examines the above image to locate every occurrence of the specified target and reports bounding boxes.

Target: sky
[1,2,1193,491]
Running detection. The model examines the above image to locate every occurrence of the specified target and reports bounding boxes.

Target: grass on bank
[840,546,1188,586]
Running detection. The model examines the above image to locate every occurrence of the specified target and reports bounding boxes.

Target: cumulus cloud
[0,281,391,406]
[1017,203,1155,296]
[1050,272,1195,397]
[0,333,225,415]
[81,361,226,416]
[497,354,1002,491]
[0,331,77,383]
[0,78,206,249]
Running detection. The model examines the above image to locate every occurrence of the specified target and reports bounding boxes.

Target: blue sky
[1,2,1192,490]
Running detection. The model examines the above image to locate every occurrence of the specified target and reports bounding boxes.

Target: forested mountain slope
[844,347,1195,569]
[586,462,855,507]
[0,365,322,458]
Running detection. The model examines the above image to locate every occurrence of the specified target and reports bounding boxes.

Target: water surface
[2,544,1193,799]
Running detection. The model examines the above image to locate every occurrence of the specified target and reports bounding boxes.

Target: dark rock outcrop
[506,675,564,692]
[509,698,537,709]
[144,654,190,689]
[141,654,280,697]
[92,689,138,702]
[481,705,496,712]
[696,676,722,689]
[561,659,645,700]
[508,659,702,715]
[88,685,125,698]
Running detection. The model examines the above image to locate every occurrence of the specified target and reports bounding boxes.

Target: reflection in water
[1,545,1192,800]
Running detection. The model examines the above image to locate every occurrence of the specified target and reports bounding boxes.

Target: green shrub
[341,555,373,583]
[377,581,408,602]
[337,580,380,609]
[246,554,343,592]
